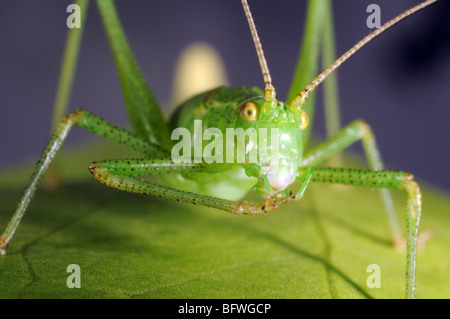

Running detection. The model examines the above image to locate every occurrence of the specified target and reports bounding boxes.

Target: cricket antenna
[289,0,440,111]
[241,0,277,109]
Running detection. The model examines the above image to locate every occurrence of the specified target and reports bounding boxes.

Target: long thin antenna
[289,0,440,111]
[241,0,277,108]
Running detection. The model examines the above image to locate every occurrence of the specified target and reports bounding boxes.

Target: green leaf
[1,143,449,298]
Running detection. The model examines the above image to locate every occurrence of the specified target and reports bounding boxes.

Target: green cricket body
[0,0,437,298]
[163,86,305,201]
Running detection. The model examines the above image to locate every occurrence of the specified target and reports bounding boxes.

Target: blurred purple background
[0,0,449,190]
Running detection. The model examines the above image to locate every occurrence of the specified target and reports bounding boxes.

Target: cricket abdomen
[160,165,257,201]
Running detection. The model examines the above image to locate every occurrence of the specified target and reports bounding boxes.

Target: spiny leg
[0,109,168,255]
[93,159,419,297]
[89,159,268,214]
[299,166,421,299]
[302,120,402,247]
[88,158,315,216]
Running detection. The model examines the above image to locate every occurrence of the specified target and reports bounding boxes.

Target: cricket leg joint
[354,119,371,135]
[89,162,113,187]
[403,175,422,221]
[233,201,268,216]
[60,108,85,126]
[0,236,7,255]
[233,194,294,216]
[88,162,99,176]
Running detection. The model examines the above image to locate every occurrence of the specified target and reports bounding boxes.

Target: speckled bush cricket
[0,0,440,299]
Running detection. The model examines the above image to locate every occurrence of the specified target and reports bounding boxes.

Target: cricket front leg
[88,158,288,216]
[302,120,403,247]
[300,166,421,299]
[0,109,169,255]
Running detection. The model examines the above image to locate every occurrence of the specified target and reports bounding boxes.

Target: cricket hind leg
[300,166,421,299]
[302,119,403,247]
[0,108,169,255]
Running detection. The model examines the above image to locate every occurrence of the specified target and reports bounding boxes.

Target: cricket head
[233,97,308,191]
[236,0,311,191]
[237,0,311,191]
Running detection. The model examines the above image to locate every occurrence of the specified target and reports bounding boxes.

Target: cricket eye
[240,101,258,121]
[299,111,309,130]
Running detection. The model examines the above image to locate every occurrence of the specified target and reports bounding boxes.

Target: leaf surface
[0,143,448,299]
